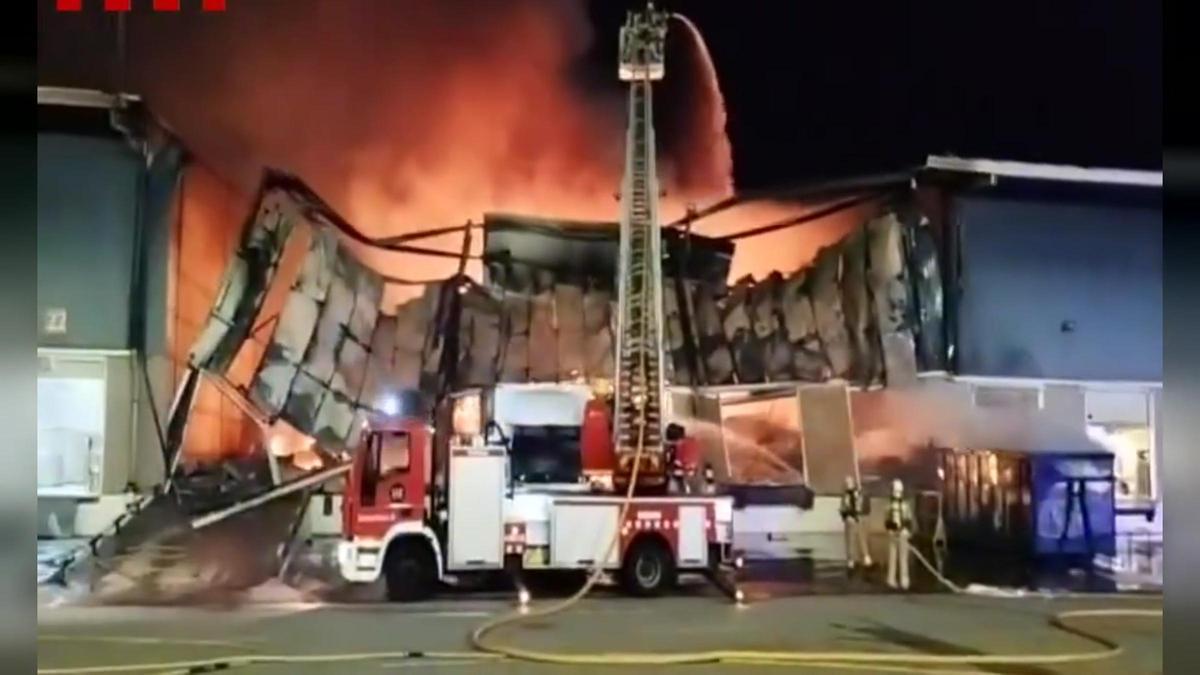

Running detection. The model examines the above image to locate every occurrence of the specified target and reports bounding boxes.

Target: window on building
[1085,390,1156,503]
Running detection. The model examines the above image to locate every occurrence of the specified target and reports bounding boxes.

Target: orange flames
[121,1,868,299]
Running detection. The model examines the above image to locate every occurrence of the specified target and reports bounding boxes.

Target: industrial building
[36,87,1162,570]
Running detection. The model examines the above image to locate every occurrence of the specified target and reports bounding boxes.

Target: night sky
[589,1,1162,191]
[38,0,1162,195]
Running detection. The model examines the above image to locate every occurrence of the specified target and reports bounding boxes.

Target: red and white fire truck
[336,384,735,601]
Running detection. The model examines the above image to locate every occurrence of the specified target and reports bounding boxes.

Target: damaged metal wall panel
[393,284,438,390]
[249,227,338,417]
[500,290,531,382]
[779,271,830,381]
[809,245,854,379]
[458,292,503,388]
[662,281,686,385]
[722,278,764,383]
[254,238,383,451]
[555,284,586,381]
[867,212,918,386]
[420,284,453,392]
[360,314,398,412]
[692,282,734,385]
[751,273,793,381]
[840,227,883,385]
[189,185,299,373]
[581,286,614,382]
[527,271,558,382]
[906,220,946,372]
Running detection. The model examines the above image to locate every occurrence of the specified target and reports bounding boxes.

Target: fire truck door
[447,445,506,570]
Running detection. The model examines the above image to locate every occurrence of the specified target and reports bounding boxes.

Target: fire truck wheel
[620,536,676,597]
[384,538,437,602]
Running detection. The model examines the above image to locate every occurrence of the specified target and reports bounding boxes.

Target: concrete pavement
[37,592,1161,674]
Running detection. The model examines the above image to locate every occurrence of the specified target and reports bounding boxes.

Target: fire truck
[336,385,735,601]
[336,5,737,601]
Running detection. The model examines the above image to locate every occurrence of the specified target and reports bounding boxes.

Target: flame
[117,1,736,302]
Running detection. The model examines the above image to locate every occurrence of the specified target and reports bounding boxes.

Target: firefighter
[665,423,701,494]
[839,475,872,570]
[885,478,912,590]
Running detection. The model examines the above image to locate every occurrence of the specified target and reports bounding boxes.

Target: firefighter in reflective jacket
[839,475,872,569]
[885,479,912,589]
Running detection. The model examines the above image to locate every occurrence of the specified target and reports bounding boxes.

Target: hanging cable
[376,221,482,246]
[716,191,894,241]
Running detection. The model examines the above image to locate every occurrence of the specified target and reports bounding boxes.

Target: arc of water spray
[669,12,735,200]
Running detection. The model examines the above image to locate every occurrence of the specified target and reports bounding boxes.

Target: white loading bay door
[448,446,506,570]
[37,353,108,497]
[677,505,707,568]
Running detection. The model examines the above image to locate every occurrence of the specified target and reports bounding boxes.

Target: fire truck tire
[384,537,437,602]
[620,536,676,596]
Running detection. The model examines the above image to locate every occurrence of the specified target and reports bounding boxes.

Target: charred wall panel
[555,284,586,381]
[809,245,854,379]
[527,275,558,383]
[582,286,614,381]
[392,286,436,390]
[692,282,734,385]
[360,314,398,411]
[246,222,383,451]
[189,185,300,373]
[500,291,531,382]
[662,281,686,385]
[840,228,882,385]
[458,291,503,388]
[249,227,337,417]
[868,212,918,386]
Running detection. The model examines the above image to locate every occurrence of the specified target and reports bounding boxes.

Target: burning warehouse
[36,1,1160,595]
[36,84,1161,556]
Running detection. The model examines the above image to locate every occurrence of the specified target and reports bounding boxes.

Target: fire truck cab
[337,384,735,601]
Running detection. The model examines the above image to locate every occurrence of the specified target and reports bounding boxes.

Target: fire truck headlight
[518,588,531,607]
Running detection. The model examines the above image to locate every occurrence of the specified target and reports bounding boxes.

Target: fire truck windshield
[510,425,582,484]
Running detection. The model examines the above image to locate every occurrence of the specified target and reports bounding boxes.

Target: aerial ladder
[612,4,670,494]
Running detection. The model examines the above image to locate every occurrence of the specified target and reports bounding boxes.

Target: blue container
[940,449,1116,558]
[1030,452,1116,557]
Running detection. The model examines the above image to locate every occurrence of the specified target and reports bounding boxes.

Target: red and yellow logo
[56,0,227,11]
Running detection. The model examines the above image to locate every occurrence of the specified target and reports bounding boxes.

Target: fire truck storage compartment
[448,445,507,569]
[551,501,621,568]
[677,505,707,567]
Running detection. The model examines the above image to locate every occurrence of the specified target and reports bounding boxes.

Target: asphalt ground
[37,589,1162,675]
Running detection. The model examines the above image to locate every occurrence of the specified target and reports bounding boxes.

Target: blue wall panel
[956,194,1161,381]
[37,134,141,349]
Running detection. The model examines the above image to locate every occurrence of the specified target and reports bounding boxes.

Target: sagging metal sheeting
[249,227,385,452]
[184,172,947,451]
[399,203,946,393]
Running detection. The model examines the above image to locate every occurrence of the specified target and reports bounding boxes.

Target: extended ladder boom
[613,5,669,491]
